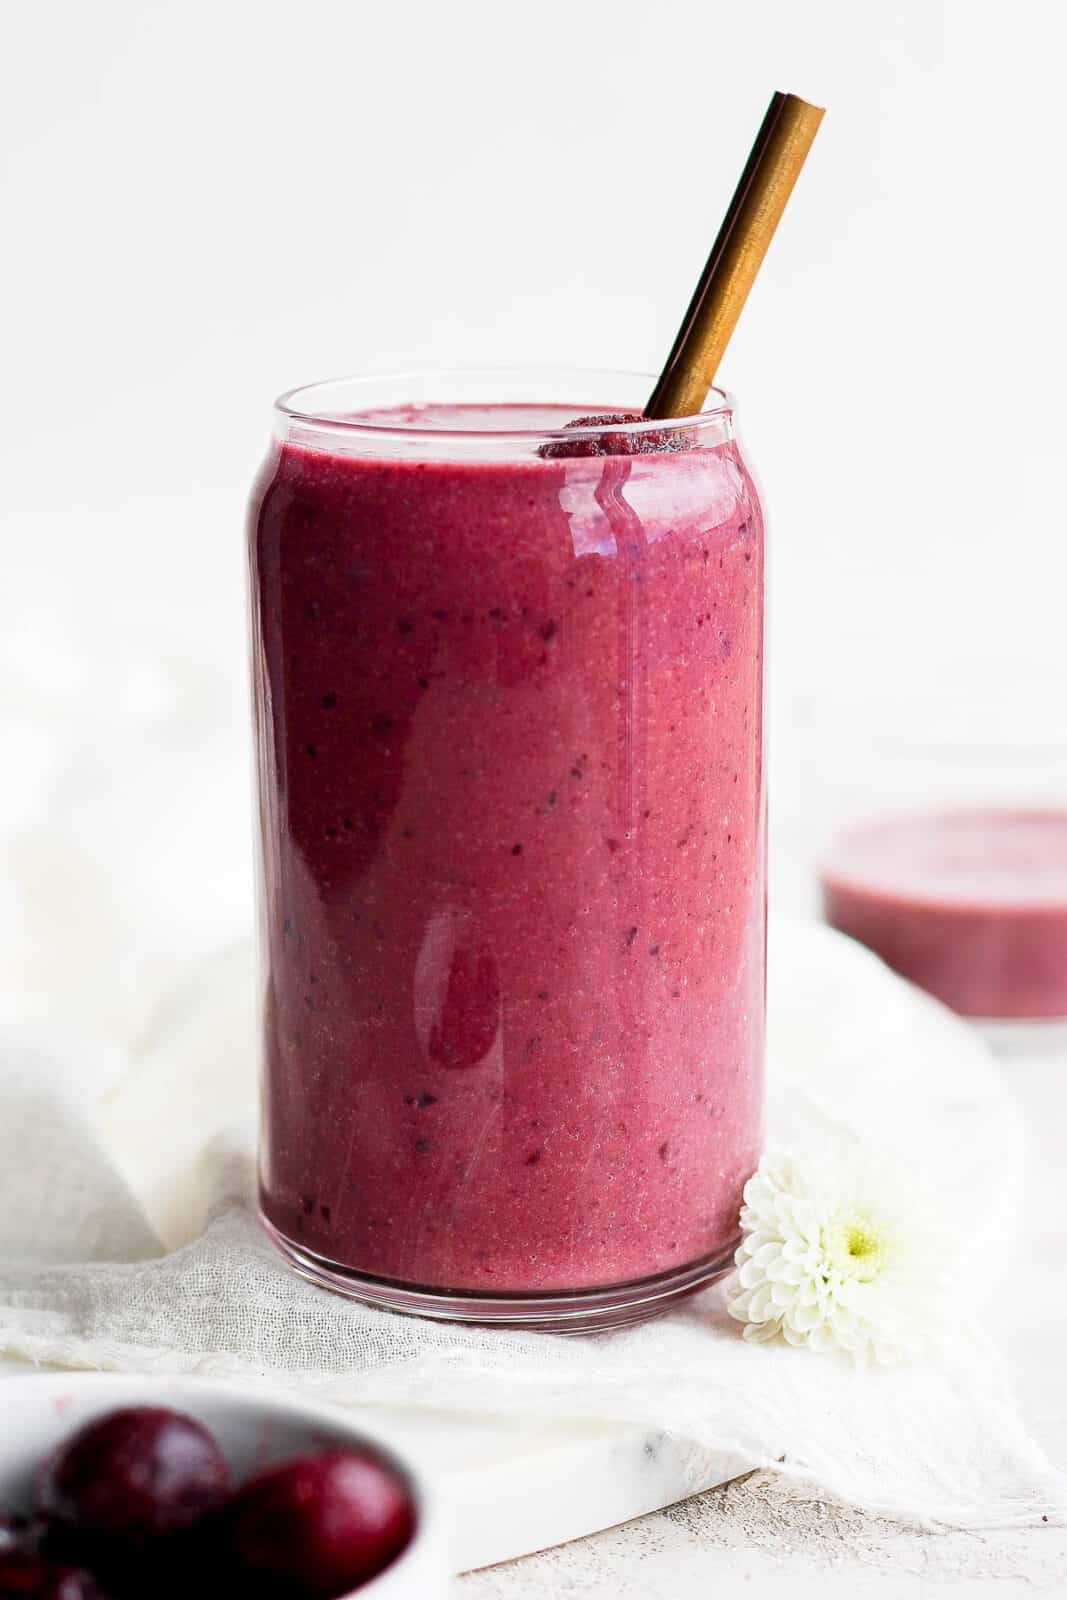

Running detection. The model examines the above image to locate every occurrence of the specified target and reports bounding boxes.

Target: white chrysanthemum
[727,1145,947,1363]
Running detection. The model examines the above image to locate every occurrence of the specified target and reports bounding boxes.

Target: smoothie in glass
[249,371,765,1327]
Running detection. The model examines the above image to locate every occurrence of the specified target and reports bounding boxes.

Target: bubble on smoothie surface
[538,411,694,459]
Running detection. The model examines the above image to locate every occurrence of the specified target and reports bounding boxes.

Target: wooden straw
[645,92,824,419]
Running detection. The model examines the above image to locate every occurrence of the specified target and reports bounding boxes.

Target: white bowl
[0,1372,447,1598]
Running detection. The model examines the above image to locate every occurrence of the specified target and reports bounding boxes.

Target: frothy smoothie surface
[329,401,600,434]
[250,399,765,1295]
[822,811,1067,1018]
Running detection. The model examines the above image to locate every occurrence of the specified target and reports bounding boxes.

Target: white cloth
[0,920,1062,1533]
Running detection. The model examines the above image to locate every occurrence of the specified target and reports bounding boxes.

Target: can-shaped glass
[249,369,766,1330]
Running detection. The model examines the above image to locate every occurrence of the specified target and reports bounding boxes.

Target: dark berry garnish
[38,1407,228,1583]
[539,412,693,460]
[220,1449,415,1598]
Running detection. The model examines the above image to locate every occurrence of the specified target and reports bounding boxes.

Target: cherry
[0,1548,104,1599]
[38,1407,228,1588]
[222,1449,415,1597]
[539,411,693,459]
[0,1518,30,1554]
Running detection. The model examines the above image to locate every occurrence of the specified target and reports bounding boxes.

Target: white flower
[727,1143,948,1363]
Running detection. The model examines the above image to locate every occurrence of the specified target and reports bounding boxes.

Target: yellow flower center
[846,1225,879,1260]
[825,1215,886,1282]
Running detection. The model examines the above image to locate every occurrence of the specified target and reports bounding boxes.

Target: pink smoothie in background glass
[822,810,1067,1019]
[249,371,765,1327]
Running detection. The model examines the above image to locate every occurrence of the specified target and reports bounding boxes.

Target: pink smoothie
[822,810,1067,1018]
[250,401,765,1294]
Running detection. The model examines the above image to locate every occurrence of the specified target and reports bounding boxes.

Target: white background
[1,0,1066,1018]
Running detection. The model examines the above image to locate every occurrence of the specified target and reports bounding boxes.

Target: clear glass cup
[248,368,766,1330]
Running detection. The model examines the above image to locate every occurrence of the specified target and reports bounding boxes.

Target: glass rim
[274,366,734,443]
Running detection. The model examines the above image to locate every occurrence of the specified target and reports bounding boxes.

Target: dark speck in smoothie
[488,607,504,620]
[526,1150,543,1166]
[414,1138,431,1154]
[343,816,353,831]
[548,789,558,806]
[649,944,660,956]
[511,843,523,856]
[304,743,317,758]
[432,608,449,621]
[570,766,583,780]
[625,926,638,947]
[320,692,337,709]
[370,714,394,738]
[404,1091,439,1108]
[300,1194,315,1216]
[397,618,414,636]
[606,838,620,853]
[283,916,294,936]
[319,1204,332,1223]
[540,619,558,642]
[658,1141,670,1163]
[536,989,550,1001]
[525,1034,541,1055]
[402,826,416,839]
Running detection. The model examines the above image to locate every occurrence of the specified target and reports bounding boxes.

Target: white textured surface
[457,1038,1067,1594]
[0,924,1062,1589]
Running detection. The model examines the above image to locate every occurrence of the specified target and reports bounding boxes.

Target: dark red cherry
[38,1407,228,1584]
[0,1548,105,1599]
[0,1516,32,1554]
[223,1448,415,1597]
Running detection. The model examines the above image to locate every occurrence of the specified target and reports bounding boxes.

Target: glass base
[260,1212,739,1334]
